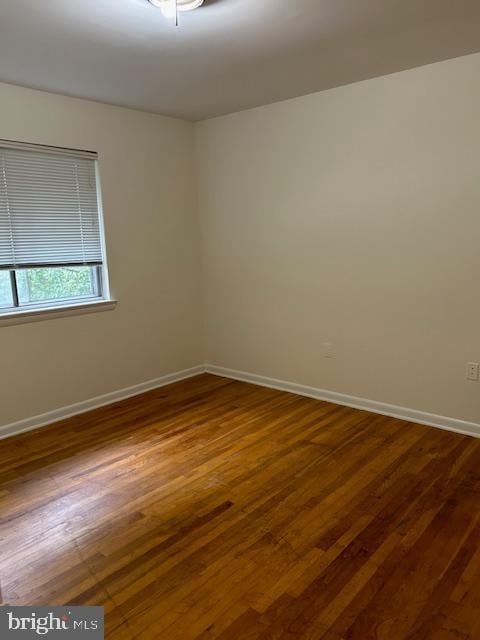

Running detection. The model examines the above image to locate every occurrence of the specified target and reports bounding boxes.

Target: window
[0,140,111,318]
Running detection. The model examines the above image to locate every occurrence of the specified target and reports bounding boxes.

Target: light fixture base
[149,0,204,14]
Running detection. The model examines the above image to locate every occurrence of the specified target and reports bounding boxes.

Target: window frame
[0,139,115,324]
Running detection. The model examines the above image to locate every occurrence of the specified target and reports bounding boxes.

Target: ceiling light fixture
[149,0,204,25]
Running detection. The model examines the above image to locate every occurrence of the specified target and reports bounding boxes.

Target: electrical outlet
[466,362,479,381]
[323,342,335,359]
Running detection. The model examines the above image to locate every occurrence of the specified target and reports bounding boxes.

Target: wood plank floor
[1,373,480,639]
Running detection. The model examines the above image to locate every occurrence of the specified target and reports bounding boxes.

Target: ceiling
[0,0,479,121]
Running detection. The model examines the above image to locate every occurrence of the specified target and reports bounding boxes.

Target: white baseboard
[0,365,206,441]
[206,365,480,439]
[2,363,479,442]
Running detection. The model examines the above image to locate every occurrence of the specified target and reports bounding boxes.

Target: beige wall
[195,53,480,423]
[0,82,203,426]
[2,53,479,429]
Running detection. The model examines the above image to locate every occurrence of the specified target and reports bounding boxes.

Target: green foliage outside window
[0,266,97,309]
[0,271,12,307]
[17,267,95,303]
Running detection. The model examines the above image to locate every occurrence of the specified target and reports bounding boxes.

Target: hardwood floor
[1,373,480,639]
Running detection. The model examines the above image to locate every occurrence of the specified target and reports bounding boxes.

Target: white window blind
[0,141,103,270]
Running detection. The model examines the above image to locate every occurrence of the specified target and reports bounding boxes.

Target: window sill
[0,299,117,327]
